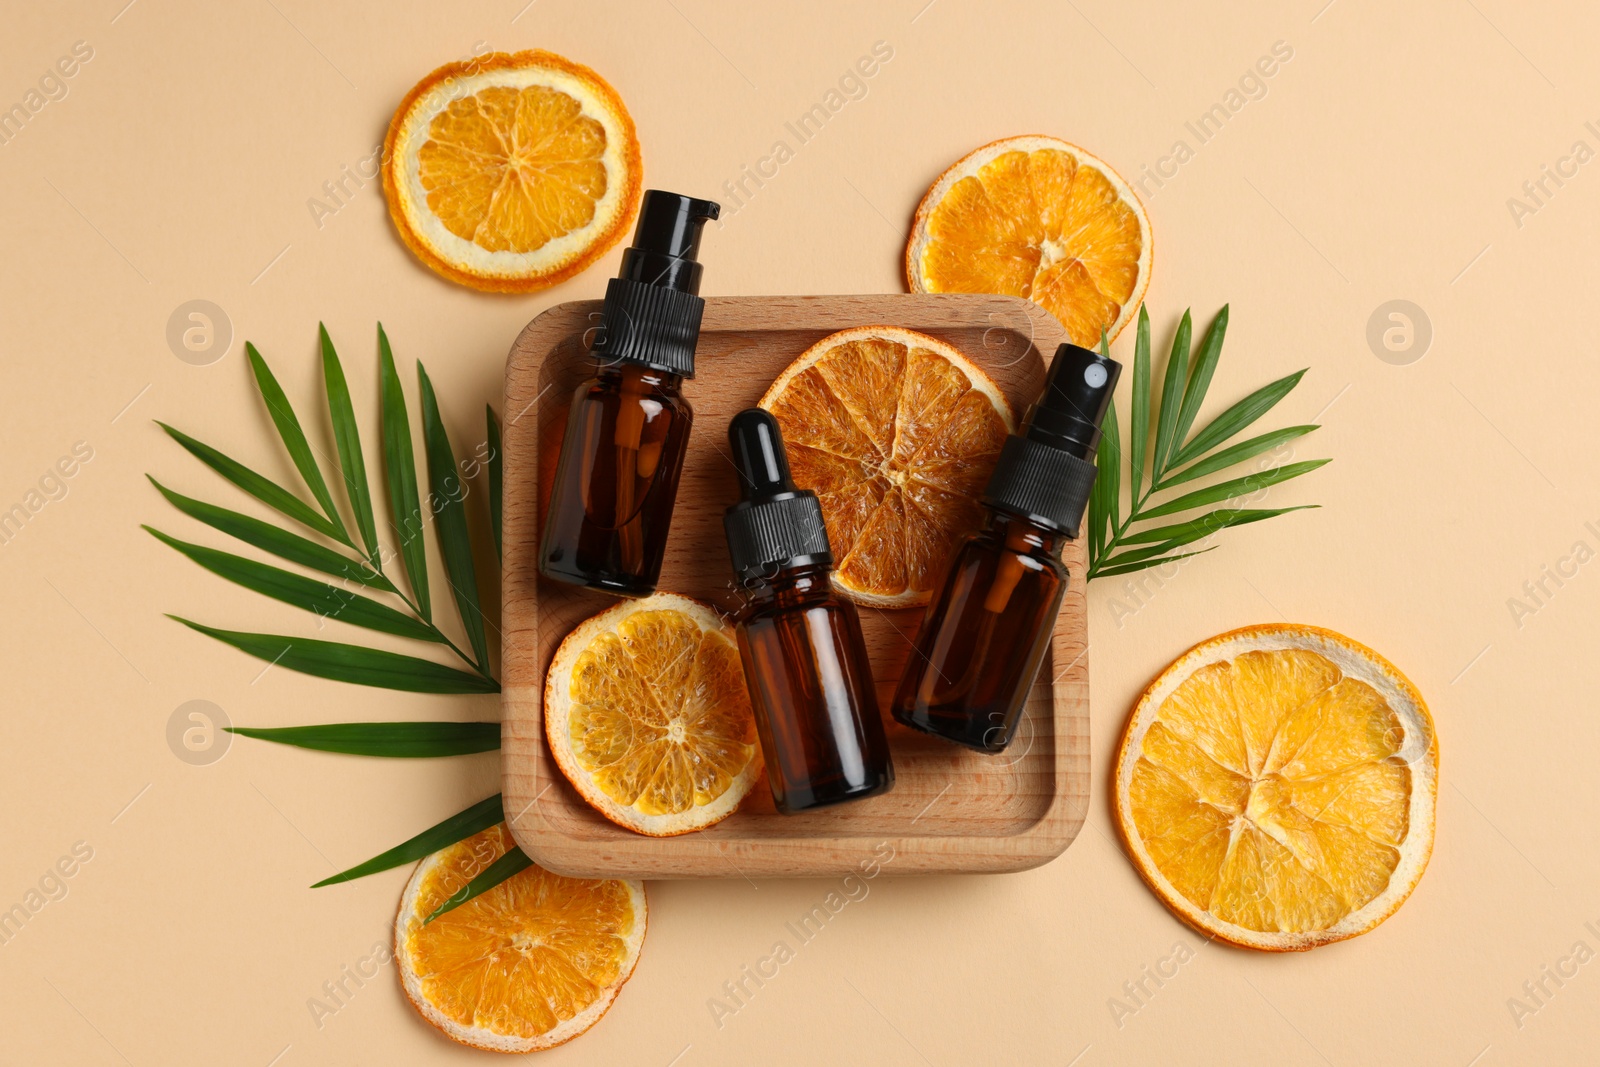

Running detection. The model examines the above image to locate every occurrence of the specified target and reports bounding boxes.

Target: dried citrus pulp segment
[1114,625,1438,952]
[383,50,642,292]
[907,135,1151,347]
[758,326,1014,608]
[545,594,761,835]
[397,824,646,1053]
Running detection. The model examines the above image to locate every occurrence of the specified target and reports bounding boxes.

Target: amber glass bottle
[893,343,1120,753]
[539,190,720,597]
[541,364,692,595]
[893,513,1071,751]
[723,409,894,812]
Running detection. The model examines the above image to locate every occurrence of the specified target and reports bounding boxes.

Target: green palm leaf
[1150,309,1191,480]
[153,324,517,906]
[1116,506,1316,547]
[487,406,503,565]
[1170,304,1228,459]
[1096,539,1218,570]
[147,476,388,588]
[1128,307,1152,498]
[321,325,381,565]
[1093,330,1121,544]
[1092,547,1215,579]
[1140,461,1329,520]
[225,722,499,758]
[246,343,348,539]
[1088,397,1112,557]
[146,527,438,642]
[378,326,430,621]
[1157,425,1318,489]
[312,794,505,887]
[1169,369,1307,470]
[168,617,499,693]
[418,364,490,671]
[425,846,533,924]
[1087,306,1327,581]
[157,422,343,541]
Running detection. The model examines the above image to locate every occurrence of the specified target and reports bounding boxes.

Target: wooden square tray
[502,294,1088,878]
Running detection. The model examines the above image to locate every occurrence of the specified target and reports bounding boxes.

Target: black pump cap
[981,343,1122,538]
[723,409,833,583]
[592,190,721,377]
[618,190,720,294]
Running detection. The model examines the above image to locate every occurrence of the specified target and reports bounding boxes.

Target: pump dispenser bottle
[539,190,721,597]
[723,409,894,812]
[892,343,1121,753]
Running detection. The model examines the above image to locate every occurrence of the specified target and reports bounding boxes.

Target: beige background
[1,0,1595,1063]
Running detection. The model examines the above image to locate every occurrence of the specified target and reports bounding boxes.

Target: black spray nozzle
[723,409,832,582]
[618,190,721,295]
[980,342,1123,538]
[729,408,793,500]
[1024,343,1123,459]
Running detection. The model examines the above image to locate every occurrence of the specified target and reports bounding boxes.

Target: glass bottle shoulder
[963,513,1070,578]
[576,364,691,411]
[736,567,845,622]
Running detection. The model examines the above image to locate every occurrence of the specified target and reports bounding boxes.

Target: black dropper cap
[591,190,721,378]
[723,409,833,583]
[980,343,1122,538]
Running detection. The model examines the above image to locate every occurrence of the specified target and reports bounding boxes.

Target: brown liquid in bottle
[891,515,1066,752]
[737,565,894,812]
[540,364,691,596]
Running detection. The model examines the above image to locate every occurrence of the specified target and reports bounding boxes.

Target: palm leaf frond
[1087,306,1327,580]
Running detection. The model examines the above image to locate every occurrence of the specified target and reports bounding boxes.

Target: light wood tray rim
[501,293,1089,879]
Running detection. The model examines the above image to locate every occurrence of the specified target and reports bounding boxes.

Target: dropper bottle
[723,409,894,812]
[540,190,721,597]
[891,343,1120,753]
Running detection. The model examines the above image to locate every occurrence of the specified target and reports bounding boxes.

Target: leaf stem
[312,519,492,680]
[1095,480,1157,580]
[302,508,493,681]
[388,584,494,680]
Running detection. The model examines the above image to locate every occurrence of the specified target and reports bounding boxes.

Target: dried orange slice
[545,594,761,835]
[907,135,1151,347]
[759,326,1014,608]
[396,824,645,1052]
[383,50,642,293]
[1114,625,1438,952]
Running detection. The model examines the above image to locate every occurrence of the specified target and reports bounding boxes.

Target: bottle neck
[983,509,1067,559]
[595,362,683,394]
[971,510,1067,617]
[740,562,834,605]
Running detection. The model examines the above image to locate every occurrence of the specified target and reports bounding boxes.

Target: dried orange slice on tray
[383,50,642,292]
[397,823,646,1052]
[759,326,1014,608]
[1114,624,1438,951]
[545,594,762,835]
[907,135,1151,347]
